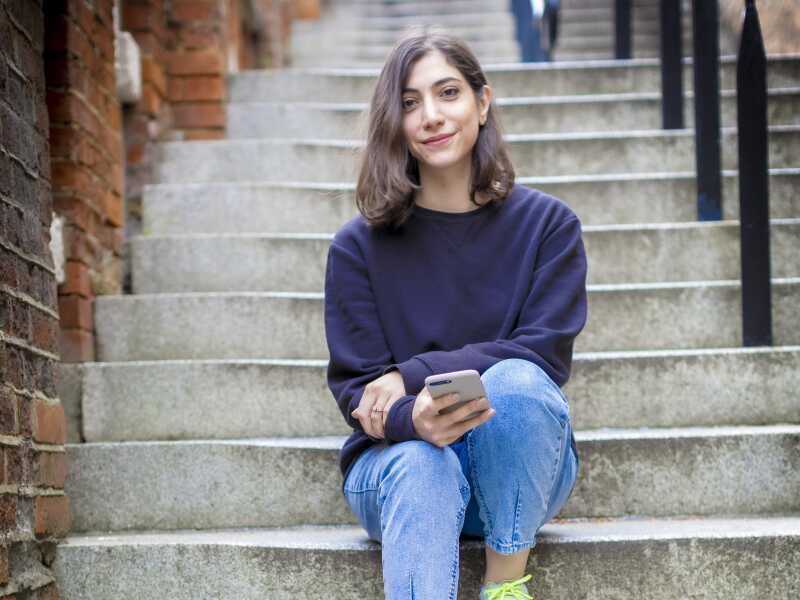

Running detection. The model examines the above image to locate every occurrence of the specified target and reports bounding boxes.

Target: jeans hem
[484,537,537,554]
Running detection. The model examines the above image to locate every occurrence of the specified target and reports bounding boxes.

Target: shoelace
[483,574,534,600]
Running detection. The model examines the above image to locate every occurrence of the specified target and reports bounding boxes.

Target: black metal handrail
[657,0,773,346]
[737,0,773,345]
[615,0,632,59]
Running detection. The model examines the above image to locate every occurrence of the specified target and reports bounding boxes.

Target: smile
[423,133,455,147]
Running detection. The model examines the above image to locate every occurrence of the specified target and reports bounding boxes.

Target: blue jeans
[341,358,579,599]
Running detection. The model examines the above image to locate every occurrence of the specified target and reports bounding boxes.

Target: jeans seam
[449,494,469,600]
[542,421,567,522]
[466,430,495,537]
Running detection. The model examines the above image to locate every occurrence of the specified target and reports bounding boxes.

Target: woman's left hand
[350,370,407,440]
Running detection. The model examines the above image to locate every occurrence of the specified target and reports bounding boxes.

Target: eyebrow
[402,77,461,94]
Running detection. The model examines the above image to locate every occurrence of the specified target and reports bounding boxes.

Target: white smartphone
[424,369,489,420]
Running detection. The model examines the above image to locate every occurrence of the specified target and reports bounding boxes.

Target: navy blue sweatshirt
[324,183,588,483]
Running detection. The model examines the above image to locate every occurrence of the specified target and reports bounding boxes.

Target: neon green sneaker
[479,573,534,599]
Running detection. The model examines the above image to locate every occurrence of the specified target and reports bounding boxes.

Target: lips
[423,133,454,144]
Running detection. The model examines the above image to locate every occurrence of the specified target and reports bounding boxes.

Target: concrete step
[64,425,800,532]
[227,55,800,103]
[288,32,686,62]
[153,125,800,183]
[130,219,800,292]
[92,278,800,361]
[141,169,800,232]
[52,515,800,600]
[226,88,800,139]
[78,347,800,442]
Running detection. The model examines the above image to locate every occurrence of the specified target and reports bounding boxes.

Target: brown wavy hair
[354,28,515,231]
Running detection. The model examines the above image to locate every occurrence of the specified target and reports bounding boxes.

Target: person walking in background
[510,0,560,62]
[324,31,587,599]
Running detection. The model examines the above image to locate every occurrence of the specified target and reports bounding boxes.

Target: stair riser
[51,530,800,600]
[64,428,800,532]
[226,92,800,138]
[154,128,800,183]
[79,349,800,442]
[228,59,799,102]
[289,34,685,60]
[141,171,800,233]
[131,222,800,292]
[93,280,800,361]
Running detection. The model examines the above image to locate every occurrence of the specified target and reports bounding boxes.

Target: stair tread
[61,513,800,547]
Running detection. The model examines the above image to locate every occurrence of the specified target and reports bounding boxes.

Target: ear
[479,85,493,124]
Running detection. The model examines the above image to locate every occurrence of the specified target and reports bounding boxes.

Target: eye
[402,98,416,110]
[442,87,458,97]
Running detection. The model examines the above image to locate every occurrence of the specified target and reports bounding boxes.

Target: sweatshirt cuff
[384,394,421,443]
[382,357,433,395]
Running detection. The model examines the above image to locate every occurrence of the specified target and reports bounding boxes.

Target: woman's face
[401,50,491,174]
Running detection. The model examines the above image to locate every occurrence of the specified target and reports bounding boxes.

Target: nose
[420,95,444,129]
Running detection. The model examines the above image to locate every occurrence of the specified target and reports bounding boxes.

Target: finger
[445,404,495,437]
[448,396,489,426]
[431,392,465,414]
[372,393,389,439]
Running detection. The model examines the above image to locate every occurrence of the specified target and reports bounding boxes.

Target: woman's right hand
[411,386,496,447]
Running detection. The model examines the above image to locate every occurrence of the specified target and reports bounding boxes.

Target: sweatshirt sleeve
[383,216,588,394]
[324,234,422,443]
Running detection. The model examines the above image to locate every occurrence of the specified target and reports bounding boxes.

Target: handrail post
[737,0,772,346]
[660,0,684,128]
[691,0,723,220]
[615,0,631,59]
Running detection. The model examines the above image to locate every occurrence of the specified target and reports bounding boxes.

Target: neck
[414,158,483,213]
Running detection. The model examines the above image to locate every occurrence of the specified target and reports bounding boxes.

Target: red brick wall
[45,0,125,363]
[1,0,71,596]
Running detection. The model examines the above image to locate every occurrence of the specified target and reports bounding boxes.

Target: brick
[56,294,91,332]
[51,162,95,198]
[0,387,16,436]
[171,0,219,22]
[0,543,8,585]
[18,393,32,437]
[167,49,224,76]
[59,260,92,296]
[182,128,225,141]
[5,444,29,485]
[31,312,59,351]
[33,495,71,538]
[33,400,66,446]
[103,191,124,229]
[140,82,162,115]
[167,75,224,102]
[58,327,94,363]
[8,0,45,49]
[172,101,224,128]
[34,451,67,488]
[176,27,224,51]
[141,55,167,96]
[0,495,17,533]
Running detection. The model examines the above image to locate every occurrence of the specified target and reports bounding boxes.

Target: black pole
[615,0,631,59]
[692,0,723,220]
[660,0,684,129]
[737,0,772,346]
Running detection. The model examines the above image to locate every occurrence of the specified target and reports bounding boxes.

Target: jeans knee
[380,440,470,507]
[481,359,569,428]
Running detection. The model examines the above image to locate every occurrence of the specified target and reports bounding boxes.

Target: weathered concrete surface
[227,56,800,103]
[141,170,800,234]
[153,126,800,183]
[226,89,799,138]
[80,348,800,442]
[92,279,800,361]
[64,425,800,531]
[52,517,800,599]
[129,220,800,291]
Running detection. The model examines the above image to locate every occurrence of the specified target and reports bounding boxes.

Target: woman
[323,31,587,600]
